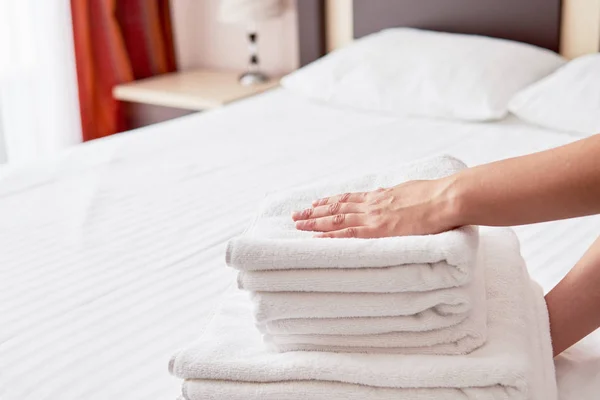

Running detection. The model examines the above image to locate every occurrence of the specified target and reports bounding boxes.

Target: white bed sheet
[0,89,599,400]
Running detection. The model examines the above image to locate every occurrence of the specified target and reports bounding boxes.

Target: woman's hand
[292,177,462,238]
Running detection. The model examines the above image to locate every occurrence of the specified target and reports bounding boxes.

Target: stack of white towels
[170,156,558,400]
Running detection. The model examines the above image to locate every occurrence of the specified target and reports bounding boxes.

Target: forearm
[447,134,600,227]
[545,236,600,356]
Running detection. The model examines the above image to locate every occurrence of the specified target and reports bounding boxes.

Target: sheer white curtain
[0,0,82,166]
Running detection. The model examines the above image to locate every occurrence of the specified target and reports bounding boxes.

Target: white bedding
[0,89,599,400]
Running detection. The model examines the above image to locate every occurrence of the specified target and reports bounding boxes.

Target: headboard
[297,0,563,66]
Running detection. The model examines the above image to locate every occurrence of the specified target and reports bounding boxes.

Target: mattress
[0,89,598,400]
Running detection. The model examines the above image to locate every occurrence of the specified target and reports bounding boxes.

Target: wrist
[438,172,470,229]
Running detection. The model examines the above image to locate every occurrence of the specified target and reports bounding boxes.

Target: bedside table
[112,69,281,111]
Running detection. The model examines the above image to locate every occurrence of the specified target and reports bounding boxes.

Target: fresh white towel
[255,253,484,336]
[226,156,479,292]
[260,311,468,336]
[181,380,523,400]
[237,261,465,293]
[251,284,473,323]
[262,257,486,354]
[264,315,486,354]
[253,252,485,353]
[170,228,557,400]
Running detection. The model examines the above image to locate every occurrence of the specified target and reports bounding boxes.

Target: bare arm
[292,133,600,355]
[293,134,600,238]
[451,134,600,228]
[546,236,600,356]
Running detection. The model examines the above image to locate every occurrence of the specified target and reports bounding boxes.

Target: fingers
[295,213,364,232]
[312,192,367,207]
[292,202,364,221]
[314,226,375,239]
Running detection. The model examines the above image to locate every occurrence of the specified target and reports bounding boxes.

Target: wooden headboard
[297,0,564,66]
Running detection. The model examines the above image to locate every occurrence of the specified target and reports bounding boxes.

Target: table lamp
[219,0,284,86]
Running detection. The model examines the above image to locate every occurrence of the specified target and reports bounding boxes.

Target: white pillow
[509,53,600,135]
[282,28,565,121]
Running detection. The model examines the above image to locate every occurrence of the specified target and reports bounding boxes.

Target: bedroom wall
[128,0,300,129]
[171,0,300,75]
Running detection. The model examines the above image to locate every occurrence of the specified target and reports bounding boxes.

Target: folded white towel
[253,253,485,354]
[251,284,473,323]
[170,228,557,400]
[182,380,521,400]
[264,316,485,354]
[237,261,463,293]
[260,311,468,336]
[262,257,486,354]
[227,156,479,292]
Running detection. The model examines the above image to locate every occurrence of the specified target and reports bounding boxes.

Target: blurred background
[0,0,297,166]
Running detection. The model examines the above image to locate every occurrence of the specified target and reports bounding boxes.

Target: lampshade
[219,0,284,24]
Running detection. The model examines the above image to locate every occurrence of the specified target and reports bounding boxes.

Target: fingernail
[295,221,305,230]
[312,199,320,206]
[291,211,300,220]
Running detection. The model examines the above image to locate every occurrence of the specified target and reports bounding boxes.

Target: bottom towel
[170,228,557,400]
[182,380,532,400]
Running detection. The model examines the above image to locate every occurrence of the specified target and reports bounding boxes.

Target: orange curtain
[71,0,177,141]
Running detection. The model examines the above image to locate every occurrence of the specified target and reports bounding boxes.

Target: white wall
[172,0,299,76]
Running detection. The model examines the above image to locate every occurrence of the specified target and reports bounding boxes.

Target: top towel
[226,155,478,290]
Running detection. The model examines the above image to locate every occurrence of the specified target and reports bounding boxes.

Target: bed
[1,1,599,400]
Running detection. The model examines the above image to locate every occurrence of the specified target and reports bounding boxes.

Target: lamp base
[239,71,269,86]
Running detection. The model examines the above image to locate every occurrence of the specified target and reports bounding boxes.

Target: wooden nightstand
[112,69,281,111]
